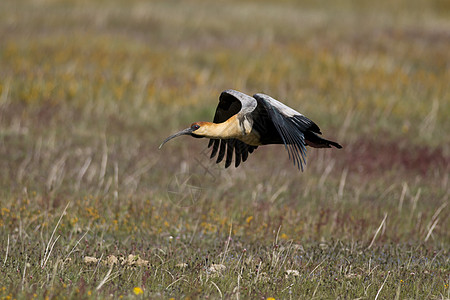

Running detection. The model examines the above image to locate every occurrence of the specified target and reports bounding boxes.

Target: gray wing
[207,89,258,168]
[211,89,258,123]
[253,93,321,171]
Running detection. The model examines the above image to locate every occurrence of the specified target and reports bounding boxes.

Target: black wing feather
[209,139,220,159]
[208,138,258,168]
[293,115,322,135]
[241,144,249,161]
[254,94,309,170]
[216,140,227,163]
[234,145,241,167]
[208,139,214,148]
[207,90,258,168]
[225,139,235,168]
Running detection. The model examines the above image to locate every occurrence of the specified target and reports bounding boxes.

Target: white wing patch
[242,118,252,134]
[222,89,258,116]
[253,93,302,117]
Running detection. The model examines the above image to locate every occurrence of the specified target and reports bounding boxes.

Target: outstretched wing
[208,89,258,168]
[253,93,321,171]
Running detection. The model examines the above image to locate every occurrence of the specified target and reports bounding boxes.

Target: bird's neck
[195,116,242,139]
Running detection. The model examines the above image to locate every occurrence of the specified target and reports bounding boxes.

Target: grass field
[0,0,449,299]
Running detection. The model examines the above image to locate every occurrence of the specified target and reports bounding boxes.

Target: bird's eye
[191,124,200,130]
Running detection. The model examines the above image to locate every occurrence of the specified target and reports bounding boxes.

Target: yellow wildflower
[133,287,144,295]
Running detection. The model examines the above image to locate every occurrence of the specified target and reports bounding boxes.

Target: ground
[0,0,449,299]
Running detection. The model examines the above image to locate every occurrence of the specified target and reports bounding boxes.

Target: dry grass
[0,0,449,298]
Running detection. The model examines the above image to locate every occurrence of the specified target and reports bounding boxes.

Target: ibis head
[159,123,204,149]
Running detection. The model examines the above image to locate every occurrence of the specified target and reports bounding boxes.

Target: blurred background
[0,0,449,298]
[1,0,448,205]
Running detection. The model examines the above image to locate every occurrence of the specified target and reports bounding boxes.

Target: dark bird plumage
[159,89,342,170]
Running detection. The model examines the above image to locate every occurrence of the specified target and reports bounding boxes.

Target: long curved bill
[159,128,193,149]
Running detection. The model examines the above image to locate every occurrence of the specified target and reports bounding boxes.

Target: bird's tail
[304,132,342,149]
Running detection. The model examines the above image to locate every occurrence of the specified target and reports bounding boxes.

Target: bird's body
[193,115,260,145]
[160,89,342,170]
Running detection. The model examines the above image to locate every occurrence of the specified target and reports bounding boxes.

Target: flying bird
[159,89,342,170]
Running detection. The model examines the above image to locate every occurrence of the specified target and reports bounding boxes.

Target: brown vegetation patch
[339,139,449,176]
